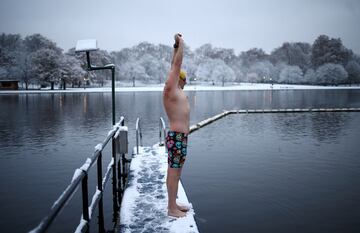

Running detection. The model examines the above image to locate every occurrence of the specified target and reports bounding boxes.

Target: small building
[0,80,19,90]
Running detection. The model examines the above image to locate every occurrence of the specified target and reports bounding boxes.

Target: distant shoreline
[1,83,360,94]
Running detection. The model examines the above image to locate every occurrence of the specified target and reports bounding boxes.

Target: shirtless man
[163,33,190,218]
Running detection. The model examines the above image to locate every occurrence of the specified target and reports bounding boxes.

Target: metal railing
[135,117,166,154]
[159,117,167,146]
[135,117,143,154]
[30,117,130,233]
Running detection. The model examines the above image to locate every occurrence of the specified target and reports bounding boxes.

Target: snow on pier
[120,145,199,233]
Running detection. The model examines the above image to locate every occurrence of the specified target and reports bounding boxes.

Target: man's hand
[174,33,183,48]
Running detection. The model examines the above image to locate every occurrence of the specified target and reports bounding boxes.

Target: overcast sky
[0,0,359,54]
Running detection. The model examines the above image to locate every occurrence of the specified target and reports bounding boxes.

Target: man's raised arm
[165,33,184,89]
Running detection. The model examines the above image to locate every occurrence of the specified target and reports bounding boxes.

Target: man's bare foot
[168,208,186,218]
[177,204,190,212]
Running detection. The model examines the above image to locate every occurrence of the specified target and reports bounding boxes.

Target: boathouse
[0,80,19,90]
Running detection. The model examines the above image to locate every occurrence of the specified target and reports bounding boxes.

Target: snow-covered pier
[120,145,199,233]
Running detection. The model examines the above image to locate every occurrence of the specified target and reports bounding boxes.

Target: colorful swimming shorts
[166,131,188,168]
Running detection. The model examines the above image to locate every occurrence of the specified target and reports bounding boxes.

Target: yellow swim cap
[179,70,187,80]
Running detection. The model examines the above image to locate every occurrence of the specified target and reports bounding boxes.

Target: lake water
[185,113,360,233]
[0,89,360,233]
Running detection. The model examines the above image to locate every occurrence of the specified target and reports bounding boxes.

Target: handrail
[135,117,143,154]
[159,117,166,145]
[30,117,126,233]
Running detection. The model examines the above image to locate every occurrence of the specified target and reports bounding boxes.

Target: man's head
[179,70,187,89]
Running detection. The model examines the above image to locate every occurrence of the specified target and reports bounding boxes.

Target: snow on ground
[120,144,199,233]
[1,83,360,94]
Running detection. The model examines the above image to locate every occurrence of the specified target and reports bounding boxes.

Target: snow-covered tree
[194,44,213,62]
[139,54,163,83]
[315,63,348,85]
[345,60,360,84]
[245,72,259,83]
[0,33,22,80]
[31,48,63,89]
[59,54,86,89]
[279,65,303,84]
[304,68,316,84]
[195,45,236,64]
[311,35,352,68]
[227,56,244,82]
[0,49,13,79]
[195,58,213,82]
[112,42,174,84]
[118,59,148,83]
[248,61,275,83]
[211,59,236,86]
[240,48,269,68]
[182,59,196,82]
[270,42,311,71]
[24,34,62,54]
[195,58,235,85]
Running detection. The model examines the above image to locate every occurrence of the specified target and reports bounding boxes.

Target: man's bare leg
[167,167,186,217]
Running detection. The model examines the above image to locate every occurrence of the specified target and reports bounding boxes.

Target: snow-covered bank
[1,83,360,94]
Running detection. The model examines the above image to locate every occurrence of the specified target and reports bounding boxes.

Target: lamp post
[75,39,116,125]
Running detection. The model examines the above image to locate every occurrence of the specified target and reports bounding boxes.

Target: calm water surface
[185,113,360,233]
[0,89,360,232]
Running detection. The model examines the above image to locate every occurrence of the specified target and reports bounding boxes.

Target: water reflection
[310,112,348,142]
[83,93,88,113]
[269,112,349,143]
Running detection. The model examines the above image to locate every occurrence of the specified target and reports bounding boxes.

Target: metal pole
[136,118,140,154]
[98,197,105,233]
[159,120,161,144]
[117,158,122,199]
[112,137,119,223]
[97,153,105,233]
[121,120,126,188]
[112,67,115,126]
[81,174,90,222]
[84,51,116,126]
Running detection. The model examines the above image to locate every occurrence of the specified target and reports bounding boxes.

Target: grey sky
[1,0,359,54]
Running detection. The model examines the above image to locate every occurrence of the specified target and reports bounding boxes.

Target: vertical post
[97,152,105,233]
[160,117,167,146]
[136,131,139,154]
[111,67,116,126]
[86,52,91,70]
[117,127,123,204]
[112,137,119,222]
[136,118,140,154]
[159,120,162,145]
[121,120,126,189]
[81,174,90,222]
[121,155,126,188]
[117,155,122,202]
[98,197,105,233]
[97,152,103,191]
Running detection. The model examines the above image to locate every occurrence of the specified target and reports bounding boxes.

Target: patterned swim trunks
[166,131,188,168]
